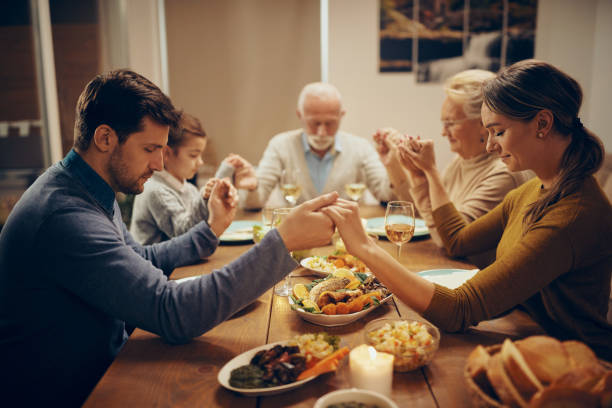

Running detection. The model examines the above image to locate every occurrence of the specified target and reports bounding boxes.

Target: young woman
[130,113,238,244]
[323,60,612,360]
[374,69,530,267]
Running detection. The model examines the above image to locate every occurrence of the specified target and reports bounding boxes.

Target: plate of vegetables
[289,269,392,327]
[218,333,349,396]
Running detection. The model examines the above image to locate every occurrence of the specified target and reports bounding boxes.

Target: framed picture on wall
[379,0,416,72]
[379,0,537,83]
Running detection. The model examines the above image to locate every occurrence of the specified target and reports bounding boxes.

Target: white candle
[349,344,394,396]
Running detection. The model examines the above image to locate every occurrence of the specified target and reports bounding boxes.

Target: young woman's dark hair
[167,112,207,149]
[482,59,605,228]
[73,69,179,151]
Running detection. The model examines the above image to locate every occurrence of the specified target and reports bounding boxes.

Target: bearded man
[241,82,395,208]
[0,70,336,406]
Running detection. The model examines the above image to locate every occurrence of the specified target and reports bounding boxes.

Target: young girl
[323,60,612,360]
[130,113,237,244]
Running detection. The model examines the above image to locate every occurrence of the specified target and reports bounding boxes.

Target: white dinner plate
[300,256,372,277]
[217,340,320,396]
[288,294,393,327]
[219,220,260,243]
[418,268,479,289]
[365,217,429,238]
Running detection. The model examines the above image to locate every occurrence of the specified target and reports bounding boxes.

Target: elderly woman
[324,60,612,361]
[375,69,530,267]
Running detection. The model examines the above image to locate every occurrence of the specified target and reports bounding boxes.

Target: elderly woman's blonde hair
[444,69,496,118]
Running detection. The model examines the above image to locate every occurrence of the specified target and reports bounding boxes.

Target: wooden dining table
[84,205,545,407]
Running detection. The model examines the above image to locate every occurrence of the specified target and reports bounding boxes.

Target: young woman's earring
[537,132,544,139]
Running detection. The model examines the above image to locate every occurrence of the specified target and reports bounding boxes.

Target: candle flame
[367,346,377,360]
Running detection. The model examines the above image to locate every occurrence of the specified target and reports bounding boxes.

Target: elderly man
[0,69,336,406]
[238,82,395,209]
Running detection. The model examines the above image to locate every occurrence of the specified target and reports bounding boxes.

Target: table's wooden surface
[84,206,544,407]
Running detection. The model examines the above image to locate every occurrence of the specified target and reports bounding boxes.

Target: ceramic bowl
[313,388,399,408]
[364,317,440,372]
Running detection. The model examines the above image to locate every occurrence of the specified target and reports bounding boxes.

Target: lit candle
[349,344,394,396]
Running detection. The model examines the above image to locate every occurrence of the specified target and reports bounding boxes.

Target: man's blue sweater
[0,150,296,406]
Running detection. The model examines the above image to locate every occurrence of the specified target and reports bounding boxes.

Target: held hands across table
[320,199,371,258]
[224,153,258,191]
[373,127,404,167]
[201,178,218,200]
[398,137,436,175]
[207,178,238,237]
[276,192,338,252]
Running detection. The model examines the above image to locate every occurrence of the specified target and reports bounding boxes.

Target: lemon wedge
[345,278,362,290]
[332,268,355,279]
[301,299,321,313]
[292,283,309,300]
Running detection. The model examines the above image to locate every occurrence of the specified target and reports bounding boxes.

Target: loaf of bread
[464,335,611,408]
[501,339,543,400]
[514,336,570,384]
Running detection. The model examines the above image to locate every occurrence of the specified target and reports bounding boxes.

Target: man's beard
[108,146,152,194]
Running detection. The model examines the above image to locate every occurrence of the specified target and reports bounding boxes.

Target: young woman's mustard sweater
[425,176,612,360]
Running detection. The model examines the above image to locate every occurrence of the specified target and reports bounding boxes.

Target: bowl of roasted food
[364,317,440,372]
[464,335,612,408]
[289,269,392,327]
[313,388,400,408]
[301,253,372,277]
[218,332,350,396]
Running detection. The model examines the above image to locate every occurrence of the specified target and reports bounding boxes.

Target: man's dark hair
[73,69,179,151]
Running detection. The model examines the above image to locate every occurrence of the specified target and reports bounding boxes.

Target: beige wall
[131,0,610,175]
[328,0,612,172]
[535,0,612,150]
[165,0,320,174]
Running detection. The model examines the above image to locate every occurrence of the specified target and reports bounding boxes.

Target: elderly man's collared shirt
[301,133,343,193]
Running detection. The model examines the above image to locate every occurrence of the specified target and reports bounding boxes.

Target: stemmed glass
[384,201,415,260]
[280,168,302,207]
[272,208,293,296]
[344,169,366,202]
[344,182,366,201]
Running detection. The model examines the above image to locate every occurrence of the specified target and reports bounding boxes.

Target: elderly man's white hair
[297,82,343,114]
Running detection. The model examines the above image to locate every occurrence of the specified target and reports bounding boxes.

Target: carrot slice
[297,347,350,380]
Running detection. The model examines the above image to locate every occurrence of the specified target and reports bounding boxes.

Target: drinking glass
[344,168,366,202]
[272,208,293,296]
[344,182,366,201]
[384,201,415,260]
[253,207,275,243]
[261,207,275,228]
[280,168,302,207]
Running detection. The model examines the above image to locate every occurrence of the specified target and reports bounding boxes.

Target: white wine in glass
[281,184,302,205]
[344,182,366,201]
[384,201,415,260]
[281,168,302,206]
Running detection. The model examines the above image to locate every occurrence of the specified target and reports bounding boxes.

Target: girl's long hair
[482,60,604,229]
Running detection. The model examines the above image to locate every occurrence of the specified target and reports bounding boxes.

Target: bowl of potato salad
[364,318,440,372]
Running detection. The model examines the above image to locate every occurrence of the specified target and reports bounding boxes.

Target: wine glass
[280,168,302,207]
[344,168,366,202]
[384,201,415,260]
[344,182,366,201]
[272,207,293,296]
